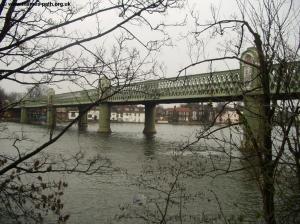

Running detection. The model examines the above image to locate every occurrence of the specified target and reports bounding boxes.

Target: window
[71,112,76,117]
[243,54,253,89]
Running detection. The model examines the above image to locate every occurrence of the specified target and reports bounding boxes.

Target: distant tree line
[0,87,22,109]
[0,85,49,110]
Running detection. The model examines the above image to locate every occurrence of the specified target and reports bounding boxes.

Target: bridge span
[12,48,300,137]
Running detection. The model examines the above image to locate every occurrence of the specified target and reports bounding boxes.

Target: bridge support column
[98,103,111,133]
[98,76,111,133]
[78,106,88,131]
[243,96,266,150]
[20,107,28,124]
[47,106,56,129]
[241,47,265,153]
[47,89,56,129]
[143,103,156,134]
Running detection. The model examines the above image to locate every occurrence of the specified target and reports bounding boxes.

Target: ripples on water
[1,122,261,223]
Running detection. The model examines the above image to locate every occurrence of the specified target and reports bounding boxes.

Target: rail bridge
[14,48,300,139]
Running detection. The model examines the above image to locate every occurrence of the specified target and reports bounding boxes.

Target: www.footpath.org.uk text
[7,1,71,8]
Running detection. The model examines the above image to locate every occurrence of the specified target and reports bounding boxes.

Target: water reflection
[1,122,261,224]
[142,134,156,156]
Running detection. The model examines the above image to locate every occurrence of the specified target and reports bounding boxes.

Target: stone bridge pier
[98,76,112,133]
[143,103,156,134]
[98,103,111,133]
[78,106,88,131]
[47,89,56,129]
[241,47,266,152]
[20,106,28,124]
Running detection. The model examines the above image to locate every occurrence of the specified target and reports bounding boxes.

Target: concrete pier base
[240,47,266,152]
[20,107,28,124]
[47,89,56,129]
[143,103,156,135]
[78,106,88,131]
[243,95,266,150]
[47,106,56,129]
[98,103,111,133]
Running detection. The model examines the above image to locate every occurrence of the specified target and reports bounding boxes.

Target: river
[0,122,261,223]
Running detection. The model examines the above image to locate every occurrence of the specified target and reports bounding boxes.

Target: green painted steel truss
[20,65,300,108]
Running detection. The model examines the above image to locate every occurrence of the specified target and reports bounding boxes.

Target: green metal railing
[19,63,300,108]
[108,69,241,103]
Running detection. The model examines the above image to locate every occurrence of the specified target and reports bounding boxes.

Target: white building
[121,111,145,123]
[216,109,239,124]
[68,110,99,121]
[68,105,145,123]
[111,105,145,123]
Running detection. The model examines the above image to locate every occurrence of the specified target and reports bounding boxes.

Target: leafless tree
[174,0,300,223]
[116,0,300,223]
[0,0,184,223]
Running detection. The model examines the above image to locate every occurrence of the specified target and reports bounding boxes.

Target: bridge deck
[19,66,300,108]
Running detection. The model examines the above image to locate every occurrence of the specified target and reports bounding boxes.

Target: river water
[1,122,261,223]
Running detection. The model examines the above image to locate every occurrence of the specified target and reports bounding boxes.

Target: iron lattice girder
[20,65,300,108]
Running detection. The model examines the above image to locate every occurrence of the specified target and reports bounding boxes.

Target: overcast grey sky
[1,0,299,95]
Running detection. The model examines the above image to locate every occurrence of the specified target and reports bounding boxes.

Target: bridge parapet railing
[53,89,98,106]
[107,80,160,102]
[20,97,48,108]
[18,62,300,108]
[108,69,241,102]
[269,62,300,95]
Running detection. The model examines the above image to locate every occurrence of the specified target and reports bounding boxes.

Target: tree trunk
[295,155,300,190]
[262,163,276,224]
[262,111,276,224]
